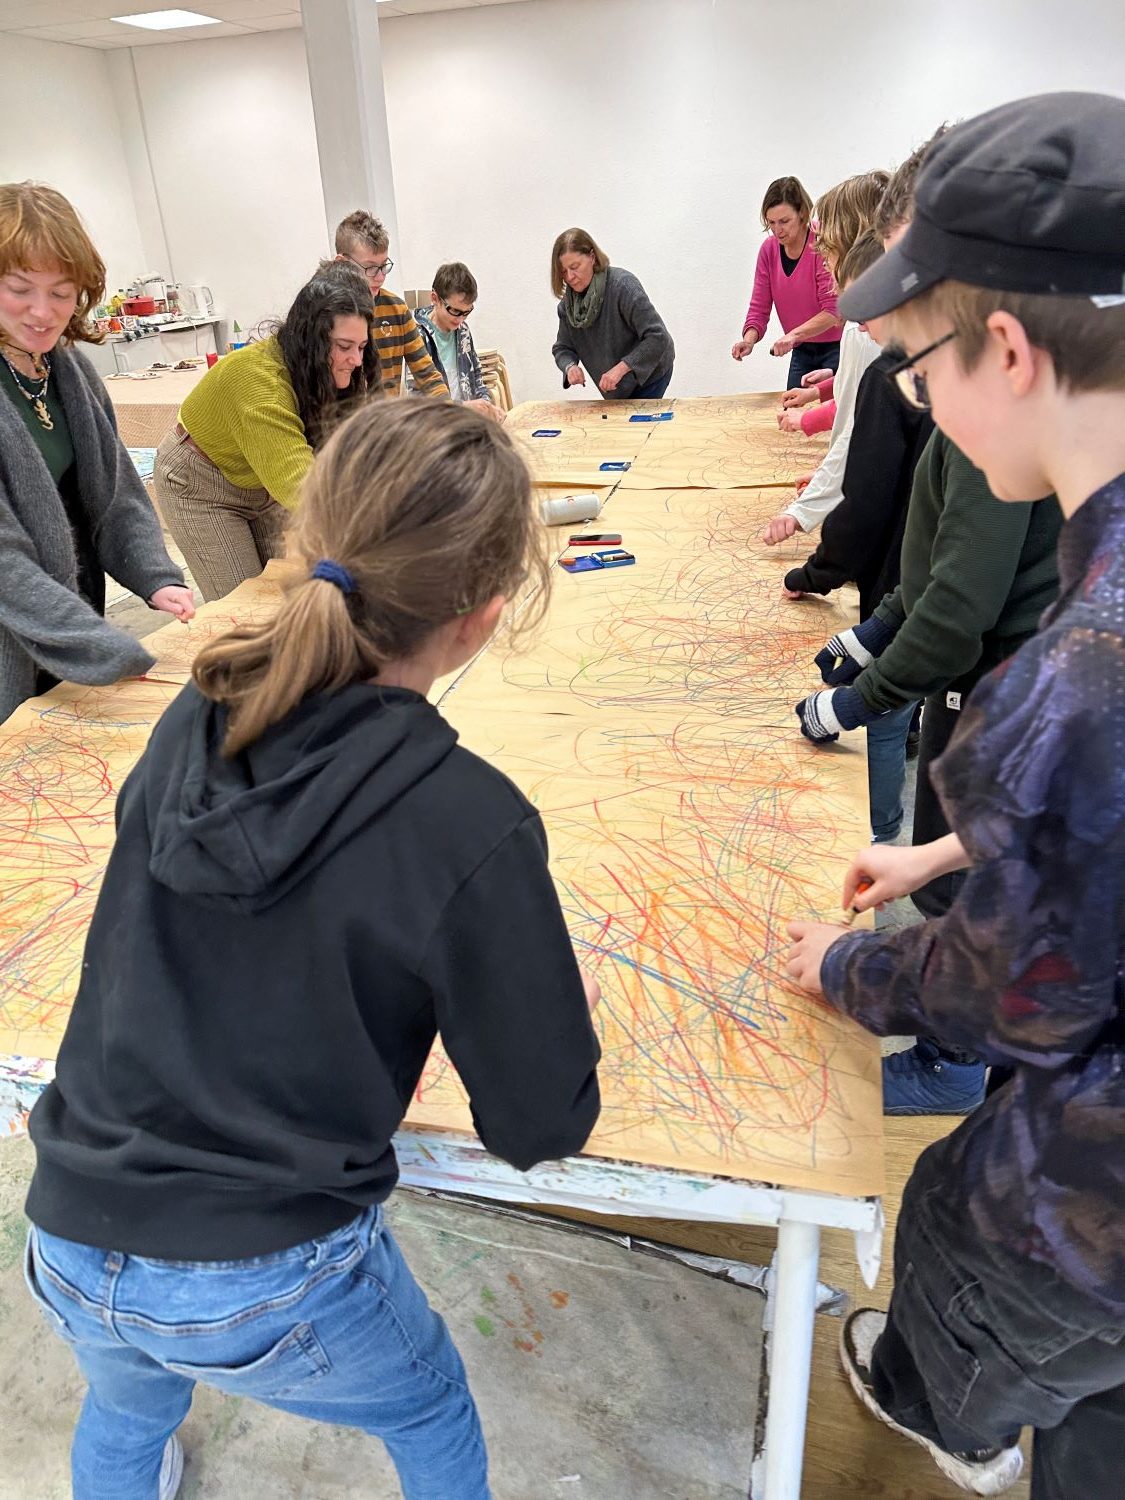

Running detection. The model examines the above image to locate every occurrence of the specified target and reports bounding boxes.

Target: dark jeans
[786,340,840,389]
[907,690,979,1065]
[873,1169,1125,1500]
[632,367,673,399]
[910,690,966,919]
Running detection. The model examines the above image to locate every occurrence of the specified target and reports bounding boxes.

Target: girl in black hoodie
[24,399,602,1500]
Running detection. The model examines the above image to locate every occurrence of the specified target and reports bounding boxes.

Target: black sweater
[27,683,601,1259]
[784,351,934,618]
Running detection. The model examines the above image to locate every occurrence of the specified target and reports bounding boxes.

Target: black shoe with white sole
[839,1309,1023,1496]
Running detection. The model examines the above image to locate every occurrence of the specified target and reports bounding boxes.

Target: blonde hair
[815,171,892,273]
[193,401,551,755]
[760,176,814,230]
[0,181,106,345]
[334,209,389,256]
[550,228,609,298]
[836,228,884,292]
[894,280,1125,395]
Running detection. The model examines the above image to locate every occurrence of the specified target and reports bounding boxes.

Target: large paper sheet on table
[0,678,182,1056]
[0,570,293,1058]
[2,398,881,1199]
[407,706,883,1195]
[510,394,826,492]
[408,472,883,1195]
[443,487,858,723]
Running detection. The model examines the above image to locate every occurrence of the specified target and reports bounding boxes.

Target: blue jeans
[867,702,917,842]
[631,367,673,399]
[25,1206,490,1500]
[786,340,840,389]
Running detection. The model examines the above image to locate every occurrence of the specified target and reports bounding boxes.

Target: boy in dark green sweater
[794,143,1061,1114]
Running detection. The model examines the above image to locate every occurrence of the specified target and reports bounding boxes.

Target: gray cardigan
[552,266,674,399]
[0,345,185,725]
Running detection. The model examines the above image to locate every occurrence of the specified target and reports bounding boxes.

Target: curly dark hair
[276,262,381,449]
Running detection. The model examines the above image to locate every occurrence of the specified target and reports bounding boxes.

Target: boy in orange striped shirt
[334,210,445,397]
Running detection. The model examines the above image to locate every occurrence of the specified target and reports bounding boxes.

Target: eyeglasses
[885,330,957,409]
[348,255,393,281]
[439,299,472,321]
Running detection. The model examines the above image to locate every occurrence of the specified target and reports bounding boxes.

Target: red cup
[206,352,219,368]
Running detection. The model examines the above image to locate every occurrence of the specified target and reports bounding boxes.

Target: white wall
[0,36,146,301]
[14,1,1124,402]
[123,29,330,339]
[378,0,1125,402]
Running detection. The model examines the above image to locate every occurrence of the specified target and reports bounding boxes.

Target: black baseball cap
[840,91,1125,323]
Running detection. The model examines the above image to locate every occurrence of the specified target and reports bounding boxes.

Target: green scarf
[564,269,607,330]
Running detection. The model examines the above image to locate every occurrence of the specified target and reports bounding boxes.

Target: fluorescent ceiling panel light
[112,10,222,29]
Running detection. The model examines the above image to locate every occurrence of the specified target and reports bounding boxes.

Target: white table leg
[762,1217,821,1499]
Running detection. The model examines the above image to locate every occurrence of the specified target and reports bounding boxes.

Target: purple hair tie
[311,559,357,595]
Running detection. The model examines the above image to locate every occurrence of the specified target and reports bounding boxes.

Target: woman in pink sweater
[731,176,842,388]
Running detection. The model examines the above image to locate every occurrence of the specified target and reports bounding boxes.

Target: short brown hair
[815,171,892,272]
[550,228,609,298]
[193,400,551,755]
[836,228,884,292]
[895,280,1125,395]
[760,176,814,230]
[334,209,389,256]
[433,262,478,303]
[0,181,106,345]
[874,125,953,240]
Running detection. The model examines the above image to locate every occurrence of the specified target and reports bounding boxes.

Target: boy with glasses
[786,92,1125,1499]
[793,133,1062,1116]
[334,210,445,397]
[411,262,502,422]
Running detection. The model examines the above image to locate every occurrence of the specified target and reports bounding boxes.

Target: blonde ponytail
[193,400,550,755]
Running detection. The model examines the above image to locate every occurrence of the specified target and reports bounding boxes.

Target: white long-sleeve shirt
[788,322,880,534]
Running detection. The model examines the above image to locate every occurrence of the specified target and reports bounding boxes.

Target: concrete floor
[0,1135,764,1500]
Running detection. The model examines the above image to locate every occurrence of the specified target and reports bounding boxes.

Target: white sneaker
[840,1309,1024,1496]
[158,1435,184,1500]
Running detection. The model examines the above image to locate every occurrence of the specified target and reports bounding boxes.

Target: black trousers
[873,1166,1125,1499]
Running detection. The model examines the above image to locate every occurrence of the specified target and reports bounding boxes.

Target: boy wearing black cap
[786,92,1125,1498]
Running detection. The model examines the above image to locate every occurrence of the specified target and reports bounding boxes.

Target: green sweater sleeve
[855,435,1034,714]
[874,586,906,632]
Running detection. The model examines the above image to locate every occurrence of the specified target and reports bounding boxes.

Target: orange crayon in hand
[842,877,875,926]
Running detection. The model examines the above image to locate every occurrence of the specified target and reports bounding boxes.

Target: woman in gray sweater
[550,228,674,400]
[0,183,193,725]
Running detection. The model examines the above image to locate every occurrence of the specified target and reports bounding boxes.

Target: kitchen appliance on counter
[183,285,215,318]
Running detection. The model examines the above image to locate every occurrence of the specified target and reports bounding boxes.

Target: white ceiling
[0,0,531,48]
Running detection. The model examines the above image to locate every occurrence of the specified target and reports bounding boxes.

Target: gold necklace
[1,345,53,431]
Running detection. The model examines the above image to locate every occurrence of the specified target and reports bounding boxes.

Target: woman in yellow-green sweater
[154,263,380,600]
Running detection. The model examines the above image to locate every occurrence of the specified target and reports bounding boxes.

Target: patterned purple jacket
[823,475,1125,1315]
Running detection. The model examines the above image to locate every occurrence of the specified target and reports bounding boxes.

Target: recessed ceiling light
[112,10,222,30]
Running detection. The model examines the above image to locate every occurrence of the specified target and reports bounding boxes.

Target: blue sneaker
[882,1040,986,1116]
